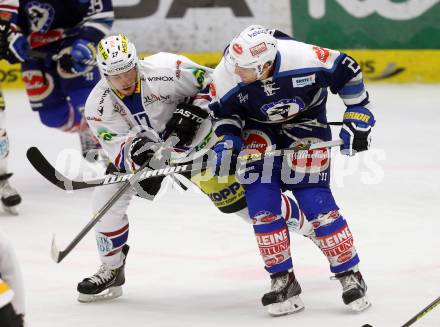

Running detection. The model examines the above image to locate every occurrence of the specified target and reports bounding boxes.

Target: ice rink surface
[1,84,440,327]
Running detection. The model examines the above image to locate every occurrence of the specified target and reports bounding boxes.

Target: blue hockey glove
[212,134,243,176]
[339,106,375,156]
[59,39,95,74]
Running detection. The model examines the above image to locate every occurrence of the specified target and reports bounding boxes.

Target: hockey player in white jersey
[77,34,317,303]
[210,25,373,316]
[0,232,25,326]
[77,34,217,302]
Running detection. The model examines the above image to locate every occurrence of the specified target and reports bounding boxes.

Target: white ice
[1,84,440,327]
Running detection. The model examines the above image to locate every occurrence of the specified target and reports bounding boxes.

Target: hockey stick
[401,296,440,327]
[48,139,343,263]
[26,146,207,191]
[49,138,182,263]
[27,139,343,191]
[27,49,62,61]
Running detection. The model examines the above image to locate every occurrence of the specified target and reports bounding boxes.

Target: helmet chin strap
[256,64,265,79]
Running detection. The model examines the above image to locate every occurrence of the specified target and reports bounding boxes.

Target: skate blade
[2,204,19,215]
[349,295,371,312]
[267,295,305,317]
[78,286,123,303]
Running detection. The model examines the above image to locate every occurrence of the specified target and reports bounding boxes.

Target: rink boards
[1,49,440,88]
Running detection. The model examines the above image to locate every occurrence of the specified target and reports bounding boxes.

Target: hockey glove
[165,103,209,147]
[129,137,165,199]
[212,134,243,176]
[59,38,95,74]
[0,20,29,63]
[129,137,156,167]
[339,106,375,156]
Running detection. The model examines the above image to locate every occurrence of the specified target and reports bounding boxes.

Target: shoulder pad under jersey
[276,38,343,75]
[210,57,240,102]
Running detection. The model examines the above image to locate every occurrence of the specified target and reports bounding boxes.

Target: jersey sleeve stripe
[340,89,367,106]
[339,82,365,96]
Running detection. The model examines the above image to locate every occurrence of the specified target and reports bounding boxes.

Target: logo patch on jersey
[147,76,174,82]
[287,137,330,174]
[85,116,102,122]
[260,98,306,122]
[175,60,182,79]
[191,68,206,89]
[29,29,64,48]
[243,129,272,154]
[98,128,117,141]
[25,1,55,33]
[232,43,243,55]
[97,89,110,115]
[113,103,127,116]
[313,46,330,64]
[292,74,316,88]
[237,93,248,104]
[249,42,267,57]
[261,80,280,96]
[143,94,171,106]
[22,70,54,102]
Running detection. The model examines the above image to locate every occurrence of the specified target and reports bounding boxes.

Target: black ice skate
[261,270,304,316]
[334,268,371,312]
[77,244,129,303]
[0,173,22,215]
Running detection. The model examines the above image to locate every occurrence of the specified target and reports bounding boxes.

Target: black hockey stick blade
[26,147,105,190]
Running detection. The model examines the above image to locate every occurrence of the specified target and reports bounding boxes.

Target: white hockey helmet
[96,34,138,76]
[226,25,277,78]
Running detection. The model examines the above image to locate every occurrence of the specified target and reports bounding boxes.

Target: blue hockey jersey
[209,31,371,137]
[1,0,113,49]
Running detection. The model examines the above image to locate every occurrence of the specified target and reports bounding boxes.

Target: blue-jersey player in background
[0,0,113,160]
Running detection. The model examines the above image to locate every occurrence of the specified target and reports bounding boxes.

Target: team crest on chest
[260,97,306,122]
[25,1,55,33]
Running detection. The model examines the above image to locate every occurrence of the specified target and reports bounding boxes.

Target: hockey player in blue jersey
[0,0,113,160]
[210,25,375,316]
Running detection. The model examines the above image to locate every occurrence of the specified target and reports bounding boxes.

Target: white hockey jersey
[85,52,212,172]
